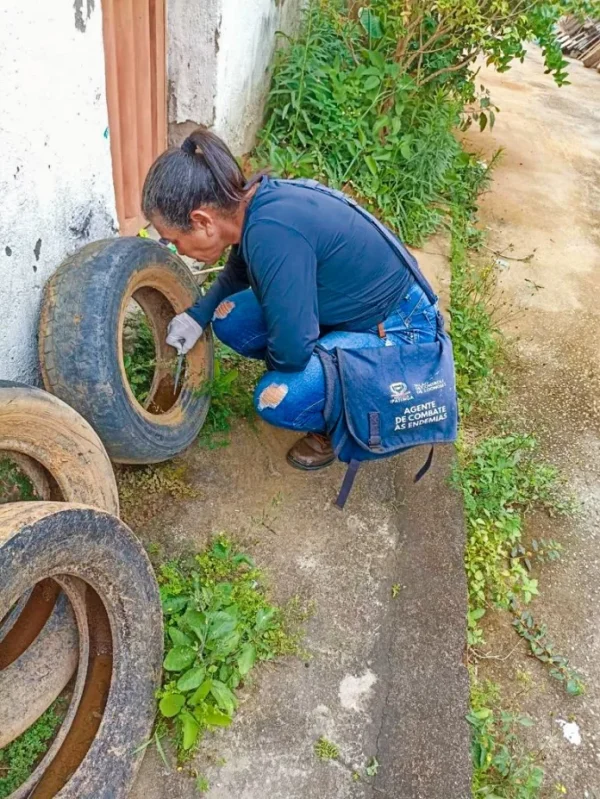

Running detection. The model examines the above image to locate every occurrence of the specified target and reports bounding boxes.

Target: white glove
[166,312,203,355]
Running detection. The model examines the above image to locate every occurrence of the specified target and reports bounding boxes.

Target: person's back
[241,177,413,334]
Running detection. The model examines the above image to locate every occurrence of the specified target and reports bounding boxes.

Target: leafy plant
[123,312,156,405]
[510,539,563,572]
[256,2,466,244]
[314,737,340,761]
[455,434,573,644]
[352,0,580,93]
[256,0,581,245]
[512,609,585,696]
[157,536,305,758]
[0,703,64,798]
[365,756,379,776]
[469,676,544,798]
[197,343,263,449]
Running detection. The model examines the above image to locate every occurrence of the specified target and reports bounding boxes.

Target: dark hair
[142,127,246,230]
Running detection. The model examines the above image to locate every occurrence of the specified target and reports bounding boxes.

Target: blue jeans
[212,282,438,434]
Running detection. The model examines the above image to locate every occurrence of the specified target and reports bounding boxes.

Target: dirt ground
[464,49,600,795]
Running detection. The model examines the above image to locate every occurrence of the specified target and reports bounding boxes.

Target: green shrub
[256,0,582,244]
[256,2,464,244]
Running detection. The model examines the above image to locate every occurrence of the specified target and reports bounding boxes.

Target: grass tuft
[0,703,64,798]
[314,737,340,761]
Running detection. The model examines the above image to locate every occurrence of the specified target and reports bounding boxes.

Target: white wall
[0,1,117,383]
[168,0,306,153]
[167,0,221,136]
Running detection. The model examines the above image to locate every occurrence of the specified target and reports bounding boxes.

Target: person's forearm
[187,249,249,328]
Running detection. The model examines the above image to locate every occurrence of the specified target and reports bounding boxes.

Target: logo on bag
[414,378,446,395]
[389,382,413,403]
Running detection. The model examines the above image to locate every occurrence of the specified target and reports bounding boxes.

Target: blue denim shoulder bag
[279,179,458,508]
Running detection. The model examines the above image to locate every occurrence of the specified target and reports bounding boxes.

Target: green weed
[116,461,200,527]
[469,675,544,798]
[0,458,38,503]
[0,703,64,798]
[455,434,573,645]
[447,160,578,795]
[156,536,307,759]
[365,756,379,776]
[314,737,339,761]
[256,0,571,244]
[449,156,506,420]
[255,2,469,245]
[512,610,585,696]
[123,312,156,405]
[197,343,263,449]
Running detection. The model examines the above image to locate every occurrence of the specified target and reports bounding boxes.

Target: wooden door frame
[102,0,167,236]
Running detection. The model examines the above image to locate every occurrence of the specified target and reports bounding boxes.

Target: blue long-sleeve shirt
[187,177,413,372]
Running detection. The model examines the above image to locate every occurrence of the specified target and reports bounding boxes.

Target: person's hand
[166,313,203,355]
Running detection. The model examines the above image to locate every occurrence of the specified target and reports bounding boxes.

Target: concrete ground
[128,234,470,798]
[130,427,471,799]
[463,49,600,795]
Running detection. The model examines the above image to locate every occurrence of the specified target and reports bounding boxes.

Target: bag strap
[414,446,435,482]
[335,459,360,510]
[335,447,434,510]
[277,178,438,306]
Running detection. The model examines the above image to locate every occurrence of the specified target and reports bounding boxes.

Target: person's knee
[212,293,268,359]
[213,300,235,321]
[211,299,238,348]
[253,365,326,432]
[254,378,289,422]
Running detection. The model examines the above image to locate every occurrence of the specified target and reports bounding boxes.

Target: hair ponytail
[142,126,247,230]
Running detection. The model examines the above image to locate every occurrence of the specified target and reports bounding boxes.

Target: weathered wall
[168,0,306,153]
[214,0,305,153]
[167,0,221,144]
[0,1,117,383]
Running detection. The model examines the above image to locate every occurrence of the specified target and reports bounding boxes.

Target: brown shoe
[287,434,335,471]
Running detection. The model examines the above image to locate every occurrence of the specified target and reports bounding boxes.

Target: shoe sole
[286,453,336,472]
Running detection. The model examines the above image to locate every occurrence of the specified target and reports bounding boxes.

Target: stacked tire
[0,384,163,797]
[1,237,211,796]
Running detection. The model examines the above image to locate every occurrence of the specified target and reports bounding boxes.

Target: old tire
[0,502,163,798]
[39,237,214,463]
[0,381,120,744]
[0,592,78,747]
[0,380,119,514]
